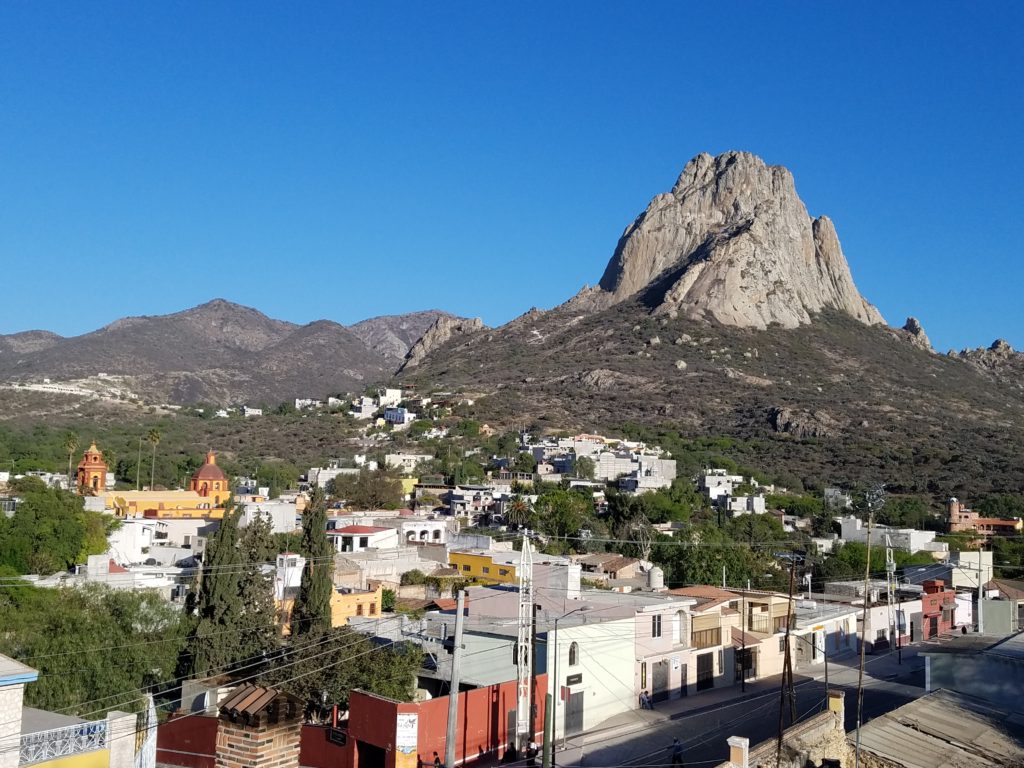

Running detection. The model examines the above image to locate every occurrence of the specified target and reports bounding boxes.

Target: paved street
[552,640,941,767]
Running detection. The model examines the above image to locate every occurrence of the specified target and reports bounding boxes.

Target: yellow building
[104,451,230,519]
[330,584,384,626]
[448,550,518,584]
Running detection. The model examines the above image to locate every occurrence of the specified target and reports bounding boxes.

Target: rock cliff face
[901,317,933,352]
[584,151,884,329]
[400,316,486,371]
[950,339,1024,392]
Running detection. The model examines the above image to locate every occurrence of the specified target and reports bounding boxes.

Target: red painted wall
[157,714,218,768]
[921,589,957,637]
[347,675,547,768]
[299,725,350,768]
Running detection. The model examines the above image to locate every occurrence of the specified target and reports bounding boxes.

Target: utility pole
[885,534,899,663]
[445,590,466,768]
[776,555,797,766]
[854,510,875,768]
[515,539,535,755]
[740,580,747,692]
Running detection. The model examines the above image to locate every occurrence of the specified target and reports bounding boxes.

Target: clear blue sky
[1,2,1021,352]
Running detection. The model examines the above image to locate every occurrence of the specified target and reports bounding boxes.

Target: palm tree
[506,494,532,529]
[63,432,79,488]
[147,428,161,490]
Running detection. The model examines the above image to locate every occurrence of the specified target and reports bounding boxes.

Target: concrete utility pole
[445,590,466,768]
[516,539,535,755]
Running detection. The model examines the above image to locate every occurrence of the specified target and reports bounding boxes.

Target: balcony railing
[20,721,107,766]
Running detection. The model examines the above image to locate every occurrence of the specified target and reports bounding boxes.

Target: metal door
[679,664,688,696]
[652,660,670,702]
[565,691,584,736]
[696,652,714,691]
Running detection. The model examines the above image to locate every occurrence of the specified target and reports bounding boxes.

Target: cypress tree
[291,486,333,636]
[236,514,280,661]
[180,506,244,678]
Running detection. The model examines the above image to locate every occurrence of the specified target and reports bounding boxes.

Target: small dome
[193,451,226,482]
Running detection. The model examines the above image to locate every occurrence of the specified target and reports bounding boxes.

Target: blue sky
[1,2,1021,352]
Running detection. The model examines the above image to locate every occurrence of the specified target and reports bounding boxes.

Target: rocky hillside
[350,310,453,363]
[569,152,883,329]
[401,152,1024,495]
[0,300,404,405]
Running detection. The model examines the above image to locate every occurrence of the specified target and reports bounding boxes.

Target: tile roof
[327,525,390,535]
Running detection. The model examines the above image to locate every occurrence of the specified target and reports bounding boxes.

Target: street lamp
[544,606,587,768]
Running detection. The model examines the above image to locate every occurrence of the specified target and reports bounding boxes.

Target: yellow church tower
[76,442,108,495]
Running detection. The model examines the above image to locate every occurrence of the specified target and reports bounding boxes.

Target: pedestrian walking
[670,738,684,767]
[432,751,443,768]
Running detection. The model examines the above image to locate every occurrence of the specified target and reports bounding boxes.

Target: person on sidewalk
[669,738,685,767]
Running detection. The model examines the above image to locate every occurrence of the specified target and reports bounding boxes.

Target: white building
[723,495,767,516]
[295,398,324,410]
[839,517,948,556]
[275,552,305,601]
[105,517,160,564]
[377,388,403,408]
[326,525,400,553]
[239,499,299,535]
[242,406,263,417]
[309,463,360,489]
[349,397,377,420]
[700,469,745,501]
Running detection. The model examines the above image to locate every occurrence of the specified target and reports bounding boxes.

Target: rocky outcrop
[581,151,884,329]
[768,406,841,438]
[949,339,1024,391]
[400,316,485,371]
[901,317,933,352]
[350,310,453,362]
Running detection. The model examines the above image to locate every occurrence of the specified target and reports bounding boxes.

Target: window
[640,662,647,689]
[717,649,723,673]
[356,604,364,616]
[773,615,792,633]
[568,642,579,667]
[499,569,509,576]
[652,615,662,638]
[691,627,721,649]
[778,636,787,653]
[483,567,490,574]
[359,536,369,548]
[463,564,471,572]
[876,629,887,641]
[370,603,377,616]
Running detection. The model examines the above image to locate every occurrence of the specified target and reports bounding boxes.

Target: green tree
[0,579,183,716]
[235,515,281,658]
[330,468,403,510]
[261,628,420,714]
[505,495,534,529]
[512,452,538,474]
[381,588,396,612]
[291,487,333,636]
[575,455,596,480]
[0,477,113,573]
[180,506,277,678]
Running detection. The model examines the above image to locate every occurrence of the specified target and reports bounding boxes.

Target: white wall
[546,618,635,740]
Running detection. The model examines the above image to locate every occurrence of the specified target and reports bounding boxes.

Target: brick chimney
[215,685,303,768]
[922,579,944,595]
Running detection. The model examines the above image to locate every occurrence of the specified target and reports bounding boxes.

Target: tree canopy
[0,477,116,574]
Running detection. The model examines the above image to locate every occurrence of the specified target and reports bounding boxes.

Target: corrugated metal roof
[856,689,1024,767]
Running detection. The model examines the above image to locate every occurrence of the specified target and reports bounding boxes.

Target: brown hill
[0,300,390,405]
[401,153,1024,495]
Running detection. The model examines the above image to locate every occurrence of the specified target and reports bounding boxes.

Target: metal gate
[696,652,714,691]
[652,660,670,702]
[565,692,584,736]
